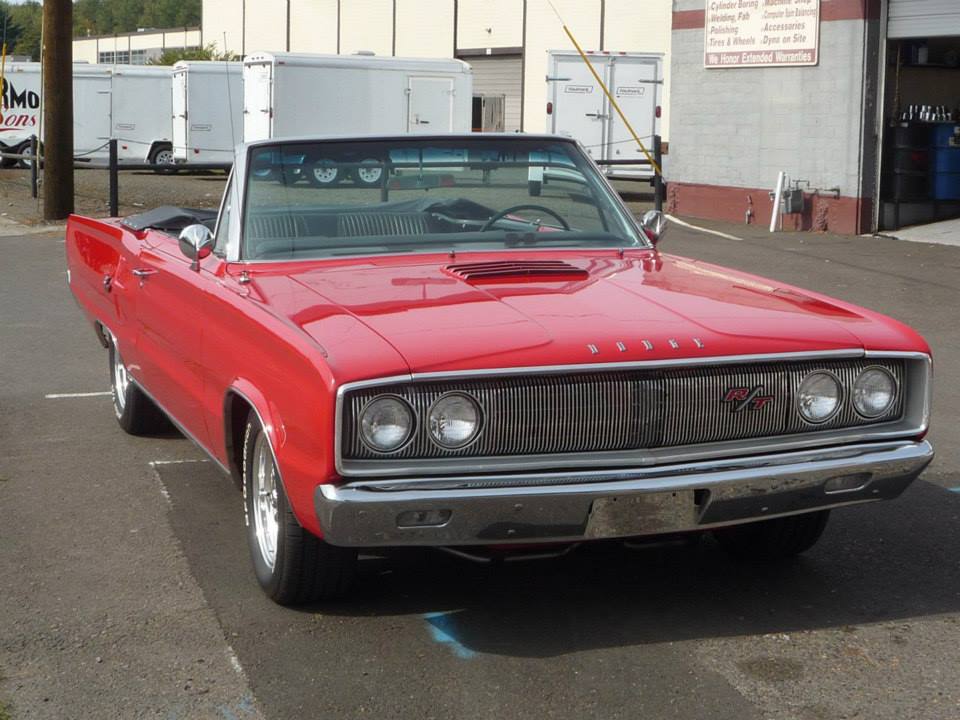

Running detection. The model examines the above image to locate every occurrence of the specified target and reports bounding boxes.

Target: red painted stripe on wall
[673,0,879,30]
[672,9,705,30]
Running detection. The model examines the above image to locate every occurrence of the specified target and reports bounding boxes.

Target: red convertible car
[66,134,933,605]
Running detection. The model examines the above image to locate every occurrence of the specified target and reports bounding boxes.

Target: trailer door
[73,73,112,159]
[605,57,659,173]
[172,70,188,161]
[244,62,273,141]
[548,54,608,160]
[407,76,454,133]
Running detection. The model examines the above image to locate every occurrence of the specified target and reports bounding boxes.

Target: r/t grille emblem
[723,386,774,412]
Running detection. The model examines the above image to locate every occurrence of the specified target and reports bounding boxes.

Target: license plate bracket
[585,490,698,539]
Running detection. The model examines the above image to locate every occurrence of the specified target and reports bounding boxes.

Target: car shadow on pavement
[157,462,960,659]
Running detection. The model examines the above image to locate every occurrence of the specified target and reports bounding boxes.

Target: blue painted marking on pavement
[949,487,960,493]
[423,611,476,659]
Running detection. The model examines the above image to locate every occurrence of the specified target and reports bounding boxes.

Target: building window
[97,50,131,64]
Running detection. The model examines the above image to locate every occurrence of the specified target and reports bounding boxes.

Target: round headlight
[359,396,414,452]
[428,393,481,449]
[853,367,897,418]
[797,371,842,423]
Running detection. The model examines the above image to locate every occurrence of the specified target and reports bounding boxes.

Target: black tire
[108,337,169,435]
[713,510,830,561]
[0,144,17,168]
[149,144,177,175]
[305,159,341,187]
[352,158,384,188]
[528,180,542,197]
[242,411,357,604]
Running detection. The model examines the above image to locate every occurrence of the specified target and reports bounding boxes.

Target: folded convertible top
[120,206,218,234]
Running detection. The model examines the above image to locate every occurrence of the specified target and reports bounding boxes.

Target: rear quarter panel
[65,215,140,342]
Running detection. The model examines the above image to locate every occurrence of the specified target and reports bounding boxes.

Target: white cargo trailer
[172,61,242,165]
[545,51,662,179]
[0,63,113,166]
[0,63,173,167]
[244,52,472,186]
[110,65,174,165]
[244,52,472,141]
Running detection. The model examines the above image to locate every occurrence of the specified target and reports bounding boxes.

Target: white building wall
[522,0,601,132]
[603,0,672,138]
[74,38,98,64]
[395,0,454,57]
[196,0,672,137]
[340,0,394,56]
[204,0,243,55]
[244,0,287,54]
[457,0,523,49]
[290,0,338,53]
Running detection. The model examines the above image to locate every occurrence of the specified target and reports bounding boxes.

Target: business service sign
[704,0,820,68]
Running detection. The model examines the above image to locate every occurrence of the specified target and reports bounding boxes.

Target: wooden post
[42,0,73,220]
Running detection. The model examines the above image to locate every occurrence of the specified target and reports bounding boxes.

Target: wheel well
[224,391,252,488]
[148,141,172,162]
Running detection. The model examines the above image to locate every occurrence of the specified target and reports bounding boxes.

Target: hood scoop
[445,259,588,283]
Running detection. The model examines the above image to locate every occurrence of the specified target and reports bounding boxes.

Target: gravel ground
[0,168,229,226]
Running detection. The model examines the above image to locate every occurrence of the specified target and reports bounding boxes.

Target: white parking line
[44,391,112,399]
[149,459,211,466]
[666,214,746,242]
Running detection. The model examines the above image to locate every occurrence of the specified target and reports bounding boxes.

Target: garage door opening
[879,2,960,231]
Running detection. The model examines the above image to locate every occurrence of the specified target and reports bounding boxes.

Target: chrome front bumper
[314,440,933,547]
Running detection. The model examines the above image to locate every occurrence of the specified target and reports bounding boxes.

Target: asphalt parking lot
[2,217,959,719]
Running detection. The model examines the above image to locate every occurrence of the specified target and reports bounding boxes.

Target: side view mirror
[639,210,668,247]
[179,224,215,271]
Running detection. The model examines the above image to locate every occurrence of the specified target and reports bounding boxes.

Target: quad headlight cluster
[797,367,898,424]
[358,392,483,453]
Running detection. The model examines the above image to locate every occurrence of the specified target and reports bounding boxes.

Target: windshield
[241,137,645,260]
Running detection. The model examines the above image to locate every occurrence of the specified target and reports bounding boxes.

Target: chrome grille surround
[335,351,931,478]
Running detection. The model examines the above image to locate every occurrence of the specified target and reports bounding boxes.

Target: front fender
[224,377,331,537]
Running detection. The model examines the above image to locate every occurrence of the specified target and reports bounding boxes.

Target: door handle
[132,268,158,286]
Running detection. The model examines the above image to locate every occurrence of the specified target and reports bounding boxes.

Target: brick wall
[667,0,880,234]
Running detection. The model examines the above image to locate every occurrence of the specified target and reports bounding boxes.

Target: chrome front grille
[341,359,905,460]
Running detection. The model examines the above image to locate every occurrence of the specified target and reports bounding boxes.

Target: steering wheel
[480,204,571,232]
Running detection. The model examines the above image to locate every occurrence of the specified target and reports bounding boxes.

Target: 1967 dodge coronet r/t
[66,134,934,605]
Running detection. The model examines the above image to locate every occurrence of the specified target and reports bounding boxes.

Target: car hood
[250,250,909,376]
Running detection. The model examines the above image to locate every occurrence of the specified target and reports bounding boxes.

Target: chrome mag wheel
[112,346,130,415]
[252,432,280,570]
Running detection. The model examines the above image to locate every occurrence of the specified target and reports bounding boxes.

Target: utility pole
[42,0,73,220]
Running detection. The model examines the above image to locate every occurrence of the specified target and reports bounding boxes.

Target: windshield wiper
[502,231,626,247]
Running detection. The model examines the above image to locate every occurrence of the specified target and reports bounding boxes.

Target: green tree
[8,2,42,61]
[73,0,201,37]
[149,43,239,66]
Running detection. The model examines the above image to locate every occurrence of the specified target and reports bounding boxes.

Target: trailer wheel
[306,159,341,187]
[353,158,384,188]
[149,144,177,175]
[16,140,36,170]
